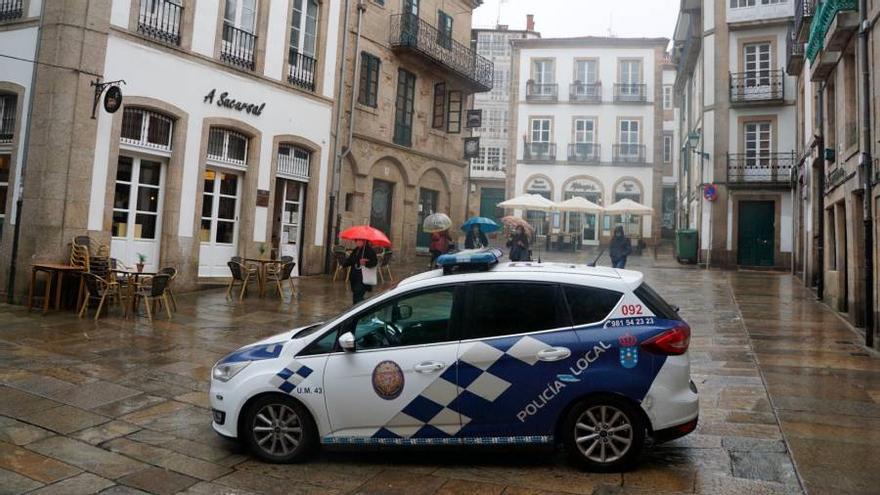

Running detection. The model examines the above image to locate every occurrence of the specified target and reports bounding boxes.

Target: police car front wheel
[243,395,317,463]
[563,397,645,472]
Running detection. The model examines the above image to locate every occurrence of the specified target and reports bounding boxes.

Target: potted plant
[136,253,146,272]
[259,242,267,258]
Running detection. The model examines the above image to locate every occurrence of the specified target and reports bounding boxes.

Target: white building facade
[0,0,340,296]
[509,36,670,246]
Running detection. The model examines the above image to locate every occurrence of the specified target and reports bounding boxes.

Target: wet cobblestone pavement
[0,251,878,494]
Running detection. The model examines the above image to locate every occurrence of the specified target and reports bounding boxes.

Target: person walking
[465,224,489,249]
[507,225,531,261]
[609,226,632,269]
[344,240,378,304]
[429,229,453,268]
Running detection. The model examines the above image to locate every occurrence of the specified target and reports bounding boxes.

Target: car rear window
[633,283,680,320]
[562,285,623,326]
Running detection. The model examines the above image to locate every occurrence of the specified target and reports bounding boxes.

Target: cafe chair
[266,261,296,301]
[378,250,394,284]
[158,267,178,311]
[231,256,259,277]
[331,246,349,282]
[79,272,127,321]
[226,260,256,301]
[280,255,294,263]
[133,273,172,321]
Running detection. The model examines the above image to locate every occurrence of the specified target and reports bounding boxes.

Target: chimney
[526,14,535,32]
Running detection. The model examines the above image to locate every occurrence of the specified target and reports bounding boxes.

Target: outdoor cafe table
[27,263,84,315]
[111,269,157,316]
[244,258,280,297]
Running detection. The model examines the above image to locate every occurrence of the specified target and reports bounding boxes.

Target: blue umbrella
[461,216,500,233]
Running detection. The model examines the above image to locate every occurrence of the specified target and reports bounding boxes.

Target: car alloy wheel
[252,403,303,457]
[574,405,633,464]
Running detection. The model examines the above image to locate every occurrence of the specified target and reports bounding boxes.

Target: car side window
[562,285,623,326]
[352,287,456,351]
[299,327,340,356]
[466,283,563,339]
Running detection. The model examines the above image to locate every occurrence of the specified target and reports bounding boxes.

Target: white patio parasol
[497,194,556,211]
[555,196,604,213]
[603,198,654,215]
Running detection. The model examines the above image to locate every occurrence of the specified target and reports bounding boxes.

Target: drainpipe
[7,0,46,303]
[858,0,874,348]
[816,83,825,301]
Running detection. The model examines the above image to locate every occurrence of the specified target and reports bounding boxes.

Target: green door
[416,188,438,250]
[737,201,775,266]
[479,188,505,223]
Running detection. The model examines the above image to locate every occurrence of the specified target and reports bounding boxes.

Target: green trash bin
[676,229,698,263]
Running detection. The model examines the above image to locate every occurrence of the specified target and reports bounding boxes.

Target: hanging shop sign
[466,109,482,129]
[464,137,480,159]
[204,89,266,116]
[90,78,126,119]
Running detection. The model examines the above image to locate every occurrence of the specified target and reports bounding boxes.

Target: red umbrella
[340,225,392,248]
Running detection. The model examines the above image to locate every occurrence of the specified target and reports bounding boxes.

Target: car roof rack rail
[436,248,503,275]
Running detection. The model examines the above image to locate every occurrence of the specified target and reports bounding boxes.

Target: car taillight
[640,325,690,355]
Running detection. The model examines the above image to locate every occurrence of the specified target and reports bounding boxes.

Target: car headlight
[212,361,251,382]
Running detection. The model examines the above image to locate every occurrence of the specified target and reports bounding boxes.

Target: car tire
[562,396,645,472]
[242,394,318,463]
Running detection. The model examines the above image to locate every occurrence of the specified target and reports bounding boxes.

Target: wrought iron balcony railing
[568,143,601,163]
[288,48,317,92]
[220,23,257,71]
[389,14,493,92]
[730,69,785,104]
[786,23,805,75]
[523,142,556,162]
[612,144,646,163]
[570,82,602,103]
[0,0,22,21]
[613,84,648,103]
[806,0,857,62]
[526,82,558,102]
[727,152,796,186]
[794,0,815,41]
[137,0,183,45]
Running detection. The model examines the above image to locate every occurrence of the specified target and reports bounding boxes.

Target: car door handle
[536,347,571,362]
[414,361,446,373]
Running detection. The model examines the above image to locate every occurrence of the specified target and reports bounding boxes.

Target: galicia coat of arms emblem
[618,333,639,369]
[372,360,405,400]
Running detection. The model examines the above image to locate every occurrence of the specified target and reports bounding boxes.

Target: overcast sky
[473,0,679,43]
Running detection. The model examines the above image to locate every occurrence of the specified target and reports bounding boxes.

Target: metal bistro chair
[133,273,172,320]
[266,261,296,301]
[227,260,256,301]
[231,256,259,276]
[332,246,350,282]
[158,267,179,311]
[378,250,393,284]
[79,272,127,321]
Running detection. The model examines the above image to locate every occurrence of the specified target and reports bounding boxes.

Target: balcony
[728,0,795,25]
[470,164,506,180]
[389,14,493,92]
[137,0,183,45]
[794,0,816,42]
[727,152,796,187]
[523,142,556,162]
[288,49,317,92]
[220,23,257,71]
[614,84,648,104]
[277,145,310,181]
[806,0,857,62]
[786,23,805,75]
[526,82,558,102]
[612,144,646,164]
[730,69,785,106]
[0,0,22,21]
[568,143,601,163]
[570,82,602,103]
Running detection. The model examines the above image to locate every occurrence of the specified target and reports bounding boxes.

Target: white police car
[210,249,698,471]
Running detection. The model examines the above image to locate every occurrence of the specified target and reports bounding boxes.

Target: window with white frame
[574,59,598,84]
[663,134,673,163]
[120,108,173,151]
[574,118,596,144]
[207,128,248,166]
[530,118,551,143]
[224,0,256,33]
[486,147,501,169]
[663,85,674,109]
[277,144,310,180]
[0,94,17,143]
[744,121,772,166]
[731,0,785,6]
[744,42,772,87]
[290,0,319,58]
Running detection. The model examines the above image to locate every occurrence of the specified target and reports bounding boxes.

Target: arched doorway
[415,168,450,252]
[563,177,603,245]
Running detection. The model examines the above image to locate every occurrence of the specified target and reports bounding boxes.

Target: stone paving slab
[0,253,878,494]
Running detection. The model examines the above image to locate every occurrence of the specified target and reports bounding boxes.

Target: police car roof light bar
[437,248,503,274]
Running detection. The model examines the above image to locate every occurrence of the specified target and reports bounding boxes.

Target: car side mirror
[338,332,355,352]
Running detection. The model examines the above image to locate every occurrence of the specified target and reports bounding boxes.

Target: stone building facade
[332,0,491,257]
[0,0,340,299]
[672,0,797,269]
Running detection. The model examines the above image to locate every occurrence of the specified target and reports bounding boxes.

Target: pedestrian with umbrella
[423,213,454,268]
[462,216,498,249]
[340,226,390,305]
[507,225,531,261]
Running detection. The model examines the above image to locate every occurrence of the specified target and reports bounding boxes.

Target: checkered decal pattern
[374,336,553,439]
[322,435,552,446]
[270,360,314,394]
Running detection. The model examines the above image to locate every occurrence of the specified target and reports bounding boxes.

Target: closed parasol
[422,213,452,233]
[340,225,392,248]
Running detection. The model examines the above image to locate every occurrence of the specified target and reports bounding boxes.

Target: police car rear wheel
[244,395,316,463]
[563,397,645,471]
